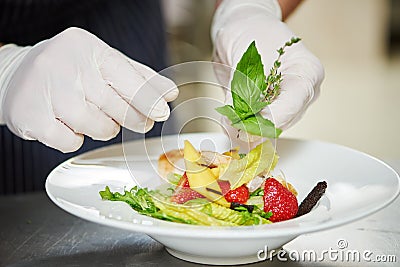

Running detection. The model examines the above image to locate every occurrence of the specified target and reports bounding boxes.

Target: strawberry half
[171,172,204,204]
[263,177,298,222]
[218,180,249,204]
[177,172,190,188]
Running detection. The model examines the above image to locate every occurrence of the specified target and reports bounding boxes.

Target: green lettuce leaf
[219,140,279,189]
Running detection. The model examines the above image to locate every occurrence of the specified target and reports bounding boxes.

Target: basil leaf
[231,41,267,110]
[231,92,252,117]
[215,105,241,124]
[249,101,268,115]
[232,115,282,138]
[215,40,297,139]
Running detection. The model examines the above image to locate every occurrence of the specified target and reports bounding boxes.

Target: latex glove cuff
[0,44,31,123]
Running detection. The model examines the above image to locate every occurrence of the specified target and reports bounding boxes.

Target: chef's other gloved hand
[0,27,178,153]
[212,0,324,144]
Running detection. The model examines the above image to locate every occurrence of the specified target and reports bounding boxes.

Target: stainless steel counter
[1,160,399,267]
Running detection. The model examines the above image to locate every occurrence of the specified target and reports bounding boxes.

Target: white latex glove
[212,0,324,146]
[0,27,178,152]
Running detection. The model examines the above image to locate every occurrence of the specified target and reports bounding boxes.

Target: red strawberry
[171,173,204,204]
[218,180,249,204]
[263,178,298,222]
[171,188,205,204]
[177,172,190,188]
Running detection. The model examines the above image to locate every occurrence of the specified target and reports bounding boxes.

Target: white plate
[46,133,400,265]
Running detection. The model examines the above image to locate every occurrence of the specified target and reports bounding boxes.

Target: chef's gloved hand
[0,27,178,152]
[212,0,324,144]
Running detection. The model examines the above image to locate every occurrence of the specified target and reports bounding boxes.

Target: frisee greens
[99,186,191,223]
[216,38,301,138]
[99,186,272,226]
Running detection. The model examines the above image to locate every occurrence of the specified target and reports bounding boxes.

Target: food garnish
[215,38,300,138]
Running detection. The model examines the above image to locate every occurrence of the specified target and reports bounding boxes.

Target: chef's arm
[277,0,302,20]
[215,0,302,20]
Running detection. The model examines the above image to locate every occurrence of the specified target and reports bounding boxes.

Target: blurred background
[162,0,400,161]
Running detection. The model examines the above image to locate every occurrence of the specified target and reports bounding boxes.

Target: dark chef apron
[0,0,168,194]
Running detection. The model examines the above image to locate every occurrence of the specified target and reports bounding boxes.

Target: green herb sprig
[264,37,301,104]
[216,37,301,138]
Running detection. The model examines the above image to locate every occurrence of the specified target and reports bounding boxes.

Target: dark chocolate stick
[296,181,327,217]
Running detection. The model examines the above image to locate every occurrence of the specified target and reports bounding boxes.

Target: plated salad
[100,140,327,226]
